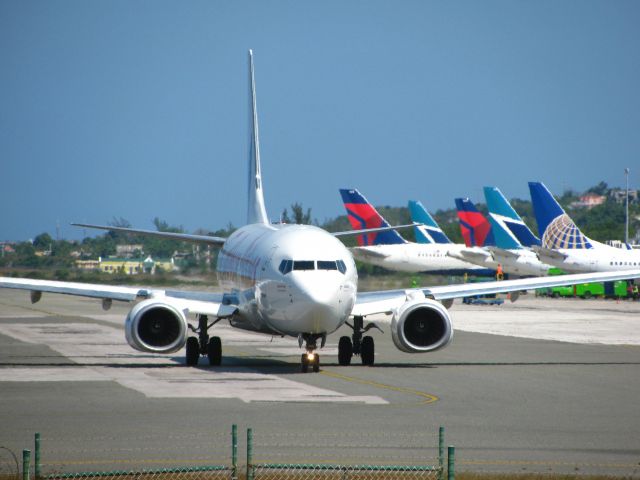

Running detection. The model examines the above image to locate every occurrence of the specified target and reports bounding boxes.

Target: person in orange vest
[496,264,504,281]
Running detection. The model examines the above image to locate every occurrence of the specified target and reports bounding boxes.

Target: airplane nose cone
[292,275,345,333]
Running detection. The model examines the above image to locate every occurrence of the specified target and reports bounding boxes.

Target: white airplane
[340,189,495,276]
[529,182,640,273]
[2,52,640,373]
[448,190,554,277]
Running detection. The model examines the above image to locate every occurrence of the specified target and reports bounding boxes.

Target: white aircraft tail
[247,50,269,225]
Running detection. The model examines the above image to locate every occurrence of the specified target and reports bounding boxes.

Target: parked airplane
[451,197,551,276]
[483,186,555,276]
[2,52,640,372]
[529,182,640,272]
[407,200,452,245]
[340,189,494,276]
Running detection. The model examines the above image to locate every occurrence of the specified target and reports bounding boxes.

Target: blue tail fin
[454,198,496,247]
[528,182,593,249]
[339,189,407,246]
[483,186,540,247]
[408,200,452,244]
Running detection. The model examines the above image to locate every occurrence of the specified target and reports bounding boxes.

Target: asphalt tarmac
[1,289,639,476]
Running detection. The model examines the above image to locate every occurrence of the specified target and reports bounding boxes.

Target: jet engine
[391,294,453,353]
[125,298,189,353]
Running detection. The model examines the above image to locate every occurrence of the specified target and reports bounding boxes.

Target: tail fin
[454,198,495,247]
[483,186,540,247]
[408,200,452,244]
[247,50,269,225]
[339,189,406,246]
[528,182,593,249]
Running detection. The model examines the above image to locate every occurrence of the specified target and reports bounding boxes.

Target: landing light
[306,352,316,362]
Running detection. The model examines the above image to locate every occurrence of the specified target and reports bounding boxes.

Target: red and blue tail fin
[455,198,495,247]
[340,189,407,246]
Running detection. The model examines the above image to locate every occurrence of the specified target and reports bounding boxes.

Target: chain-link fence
[17,427,454,480]
[34,431,235,475]
[248,464,442,480]
[0,446,20,480]
[43,466,235,480]
[246,428,451,480]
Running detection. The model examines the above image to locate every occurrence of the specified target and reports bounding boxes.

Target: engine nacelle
[125,298,188,353]
[391,296,454,353]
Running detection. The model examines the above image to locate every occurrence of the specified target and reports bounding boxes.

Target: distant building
[75,259,101,270]
[116,244,144,258]
[609,188,639,205]
[74,256,177,275]
[0,242,15,255]
[570,193,606,209]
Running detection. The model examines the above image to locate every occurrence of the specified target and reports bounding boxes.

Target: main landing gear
[185,314,223,366]
[338,316,382,366]
[299,333,324,373]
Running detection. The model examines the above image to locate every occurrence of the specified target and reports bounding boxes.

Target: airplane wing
[332,223,418,238]
[486,246,521,260]
[353,269,640,317]
[349,247,390,259]
[0,277,235,318]
[531,246,568,261]
[449,248,492,263]
[74,222,418,245]
[72,223,227,246]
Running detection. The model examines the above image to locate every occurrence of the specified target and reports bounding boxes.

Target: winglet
[247,50,269,225]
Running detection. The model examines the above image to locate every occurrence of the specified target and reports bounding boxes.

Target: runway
[1,289,639,476]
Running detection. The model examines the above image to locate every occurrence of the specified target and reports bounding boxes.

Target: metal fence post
[231,424,237,480]
[246,428,253,480]
[447,446,455,480]
[34,433,40,479]
[22,449,31,480]
[438,426,444,480]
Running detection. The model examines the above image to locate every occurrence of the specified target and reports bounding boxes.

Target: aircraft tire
[313,354,320,373]
[361,336,375,366]
[338,336,353,365]
[207,336,222,366]
[301,353,309,373]
[186,337,199,366]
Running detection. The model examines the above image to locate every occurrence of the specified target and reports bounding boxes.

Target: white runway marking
[0,322,386,404]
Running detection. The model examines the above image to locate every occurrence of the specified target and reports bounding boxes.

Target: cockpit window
[293,260,315,271]
[317,260,338,270]
[278,259,293,274]
[279,259,347,275]
[336,260,347,274]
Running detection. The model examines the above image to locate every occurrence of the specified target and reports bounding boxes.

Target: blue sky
[1,1,639,241]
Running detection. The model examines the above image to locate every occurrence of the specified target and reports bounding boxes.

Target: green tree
[33,233,53,250]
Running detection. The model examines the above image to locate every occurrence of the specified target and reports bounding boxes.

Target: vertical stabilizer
[339,189,407,246]
[528,182,593,249]
[454,198,496,247]
[484,186,540,247]
[408,200,452,244]
[247,50,269,225]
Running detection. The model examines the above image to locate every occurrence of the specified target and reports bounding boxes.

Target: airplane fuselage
[350,243,495,276]
[217,223,358,337]
[540,242,640,273]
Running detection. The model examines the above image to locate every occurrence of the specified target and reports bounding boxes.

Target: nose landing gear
[299,333,324,373]
[301,351,320,373]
